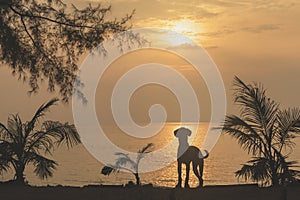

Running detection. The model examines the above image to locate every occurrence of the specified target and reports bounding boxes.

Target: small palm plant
[101,143,154,185]
[221,77,300,186]
[0,98,80,184]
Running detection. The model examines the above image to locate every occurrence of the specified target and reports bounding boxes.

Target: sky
[1,0,300,124]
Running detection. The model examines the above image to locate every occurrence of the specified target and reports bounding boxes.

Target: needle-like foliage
[0,0,134,102]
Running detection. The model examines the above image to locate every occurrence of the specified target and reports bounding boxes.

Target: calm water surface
[1,123,300,187]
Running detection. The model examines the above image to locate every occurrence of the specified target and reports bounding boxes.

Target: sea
[1,122,300,187]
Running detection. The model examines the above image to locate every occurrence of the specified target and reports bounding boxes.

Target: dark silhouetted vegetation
[101,143,154,185]
[0,0,134,102]
[0,98,81,184]
[221,77,300,186]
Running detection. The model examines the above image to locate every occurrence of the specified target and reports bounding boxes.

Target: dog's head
[174,127,192,139]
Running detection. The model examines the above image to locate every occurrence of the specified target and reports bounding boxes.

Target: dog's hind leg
[192,162,202,187]
[198,160,204,187]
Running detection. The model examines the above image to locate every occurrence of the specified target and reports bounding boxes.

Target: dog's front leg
[176,162,182,188]
[184,164,190,188]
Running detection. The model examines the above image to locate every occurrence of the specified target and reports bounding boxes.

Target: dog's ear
[174,129,179,137]
[186,128,192,136]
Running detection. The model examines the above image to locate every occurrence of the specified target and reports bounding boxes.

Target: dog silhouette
[174,127,208,188]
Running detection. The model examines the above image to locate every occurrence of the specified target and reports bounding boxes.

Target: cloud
[198,24,281,38]
[169,44,219,50]
[250,0,296,10]
[166,43,199,50]
[204,45,219,50]
[242,24,281,33]
[199,28,236,37]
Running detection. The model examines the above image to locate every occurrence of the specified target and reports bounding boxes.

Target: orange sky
[1,0,300,124]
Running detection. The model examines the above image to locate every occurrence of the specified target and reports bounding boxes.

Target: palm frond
[222,117,265,156]
[114,152,133,161]
[0,160,11,174]
[101,165,116,176]
[101,164,135,175]
[137,143,153,163]
[221,77,300,186]
[26,121,80,154]
[0,141,14,174]
[223,115,259,135]
[236,157,271,185]
[276,157,300,184]
[233,76,279,138]
[43,121,80,148]
[7,114,23,142]
[25,131,55,155]
[275,108,300,151]
[102,143,154,179]
[273,149,298,171]
[14,114,23,140]
[115,152,130,157]
[25,98,59,138]
[0,122,16,143]
[28,152,58,179]
[138,143,154,154]
[0,98,79,183]
[27,121,80,151]
[115,154,136,169]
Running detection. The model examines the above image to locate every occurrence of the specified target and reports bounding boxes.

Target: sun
[146,19,203,47]
[165,19,202,46]
[172,19,198,35]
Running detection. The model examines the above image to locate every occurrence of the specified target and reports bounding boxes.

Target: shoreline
[1,183,299,200]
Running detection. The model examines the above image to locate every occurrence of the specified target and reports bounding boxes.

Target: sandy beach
[1,184,299,200]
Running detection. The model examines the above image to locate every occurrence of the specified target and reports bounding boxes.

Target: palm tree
[0,98,80,184]
[101,143,154,185]
[221,77,300,186]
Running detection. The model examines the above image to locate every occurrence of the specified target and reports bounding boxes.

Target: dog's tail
[199,149,209,159]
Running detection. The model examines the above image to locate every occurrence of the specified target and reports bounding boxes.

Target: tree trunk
[271,176,280,186]
[15,165,26,185]
[271,167,279,186]
[269,159,279,186]
[134,173,141,185]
